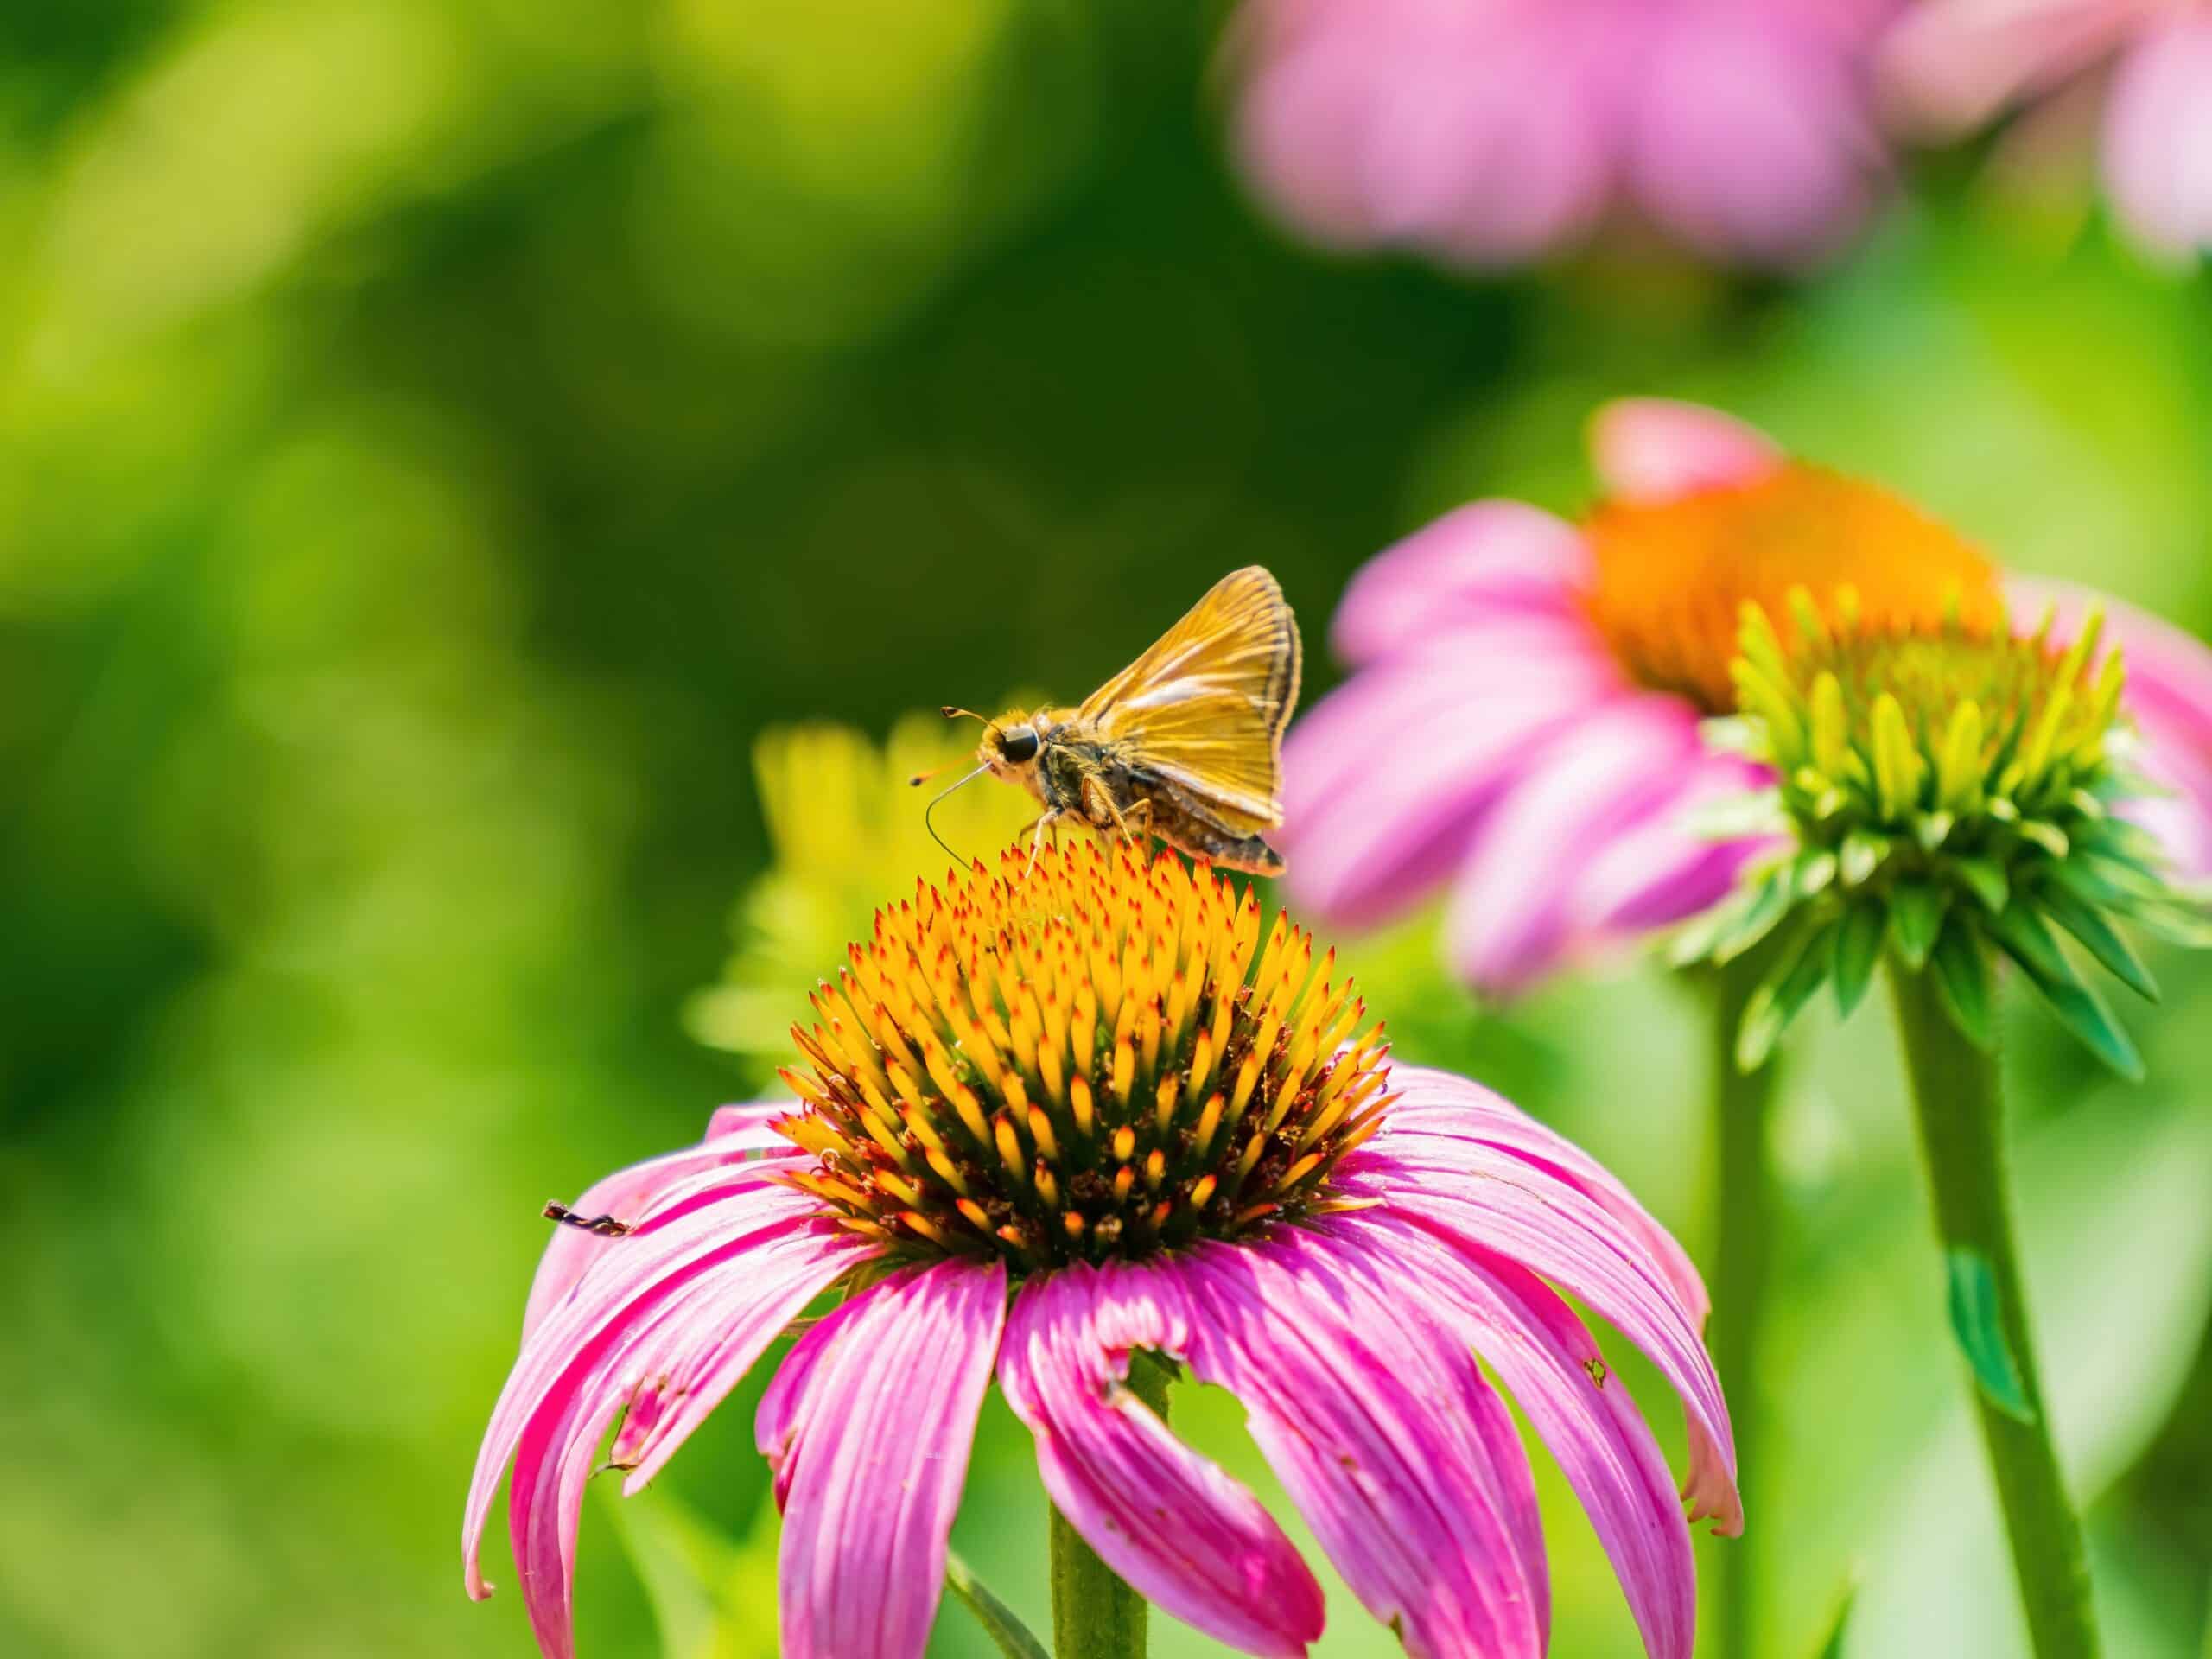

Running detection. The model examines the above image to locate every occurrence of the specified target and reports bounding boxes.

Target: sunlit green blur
[3,3,2210,1657]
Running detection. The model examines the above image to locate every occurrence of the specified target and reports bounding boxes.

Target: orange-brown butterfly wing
[1075,566,1301,835]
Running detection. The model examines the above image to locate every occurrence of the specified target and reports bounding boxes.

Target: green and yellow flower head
[1687,585,2208,1075]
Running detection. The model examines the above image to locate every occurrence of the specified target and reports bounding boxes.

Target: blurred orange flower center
[1581,463,2003,714]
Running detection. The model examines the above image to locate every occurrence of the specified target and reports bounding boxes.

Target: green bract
[1679,585,2210,1076]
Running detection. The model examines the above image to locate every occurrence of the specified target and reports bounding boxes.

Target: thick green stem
[1705,956,1780,1659]
[1051,1353,1169,1659]
[1889,965,2101,1659]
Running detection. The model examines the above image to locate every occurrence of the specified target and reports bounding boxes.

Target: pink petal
[1173,1230,1548,1659]
[507,1229,860,1659]
[2008,574,2212,877]
[1351,1212,1696,1659]
[466,1176,831,1601]
[1351,1066,1740,1534]
[1878,0,2155,135]
[1230,6,1615,265]
[759,1258,1007,1659]
[1281,629,1626,932]
[1573,749,1780,938]
[1441,696,1711,996]
[1587,398,1783,506]
[996,1261,1326,1658]
[1629,15,1890,267]
[2102,16,2212,257]
[1327,501,1593,668]
[524,1102,794,1338]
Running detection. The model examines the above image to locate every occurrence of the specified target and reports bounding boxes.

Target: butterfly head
[978,713,1047,794]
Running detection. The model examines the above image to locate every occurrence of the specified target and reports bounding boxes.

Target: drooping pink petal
[1629,13,1889,266]
[758,1258,1007,1659]
[1172,1229,1548,1659]
[1326,501,1594,668]
[1587,399,1782,506]
[1573,749,1780,938]
[996,1260,1327,1659]
[2007,574,2212,877]
[503,1226,863,1659]
[1349,1211,1697,1659]
[1878,0,2156,135]
[523,1102,795,1338]
[1347,1066,1739,1533]
[1281,629,1627,931]
[465,1175,834,1599]
[2101,16,2212,257]
[1441,696,1713,996]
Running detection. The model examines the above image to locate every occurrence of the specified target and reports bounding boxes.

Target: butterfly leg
[1080,774,1154,850]
[1022,810,1060,879]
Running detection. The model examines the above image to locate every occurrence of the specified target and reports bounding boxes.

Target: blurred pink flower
[465,845,1739,1659]
[1227,0,1904,270]
[1281,398,2212,995]
[1880,0,2212,257]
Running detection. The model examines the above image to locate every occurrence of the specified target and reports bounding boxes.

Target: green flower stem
[1707,954,1781,1659]
[1051,1352,1170,1659]
[1890,964,2101,1659]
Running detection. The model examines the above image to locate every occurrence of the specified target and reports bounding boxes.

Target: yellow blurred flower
[687,709,1037,1075]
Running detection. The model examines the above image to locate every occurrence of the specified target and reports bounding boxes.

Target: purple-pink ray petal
[1573,750,1780,938]
[465,1175,832,1598]
[524,1101,797,1338]
[1440,696,1712,996]
[1630,15,1887,268]
[1172,1229,1548,1659]
[1325,500,1593,668]
[1878,0,2158,135]
[2008,574,2212,878]
[501,1226,861,1659]
[997,1261,1327,1658]
[759,1258,1007,1659]
[1344,1068,1739,1534]
[1351,1211,1697,1659]
[2102,15,2212,257]
[1281,632,1628,933]
[1587,398,1781,505]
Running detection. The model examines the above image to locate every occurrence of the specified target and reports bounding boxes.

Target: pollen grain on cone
[771,839,1392,1268]
[1583,462,2004,714]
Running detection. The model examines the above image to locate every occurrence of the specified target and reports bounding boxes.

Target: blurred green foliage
[3,2,2211,1657]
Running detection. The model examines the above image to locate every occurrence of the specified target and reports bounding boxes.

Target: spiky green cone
[1680,585,2211,1075]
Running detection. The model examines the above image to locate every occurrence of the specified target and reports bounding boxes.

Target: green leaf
[1929,918,1995,1051]
[1738,919,1834,1071]
[1890,880,1949,971]
[1994,910,2145,1080]
[1810,1577,1859,1659]
[1831,900,1885,1019]
[2039,881,2158,1001]
[1713,868,1796,966]
[1945,1248,2037,1424]
[1952,856,2009,916]
[601,1484,780,1659]
[945,1549,1052,1659]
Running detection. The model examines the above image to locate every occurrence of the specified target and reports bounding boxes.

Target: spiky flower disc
[1688,585,2206,1075]
[771,839,1392,1268]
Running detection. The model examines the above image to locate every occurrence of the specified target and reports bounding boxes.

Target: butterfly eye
[999,726,1041,764]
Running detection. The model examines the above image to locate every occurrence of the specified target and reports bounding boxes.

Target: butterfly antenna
[923,763,990,863]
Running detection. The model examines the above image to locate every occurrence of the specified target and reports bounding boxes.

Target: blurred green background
[3,2,2211,1656]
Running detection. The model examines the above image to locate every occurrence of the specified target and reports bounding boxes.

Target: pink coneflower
[1880,0,2212,257]
[466,841,1738,1659]
[1226,0,1905,270]
[1280,397,2212,995]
